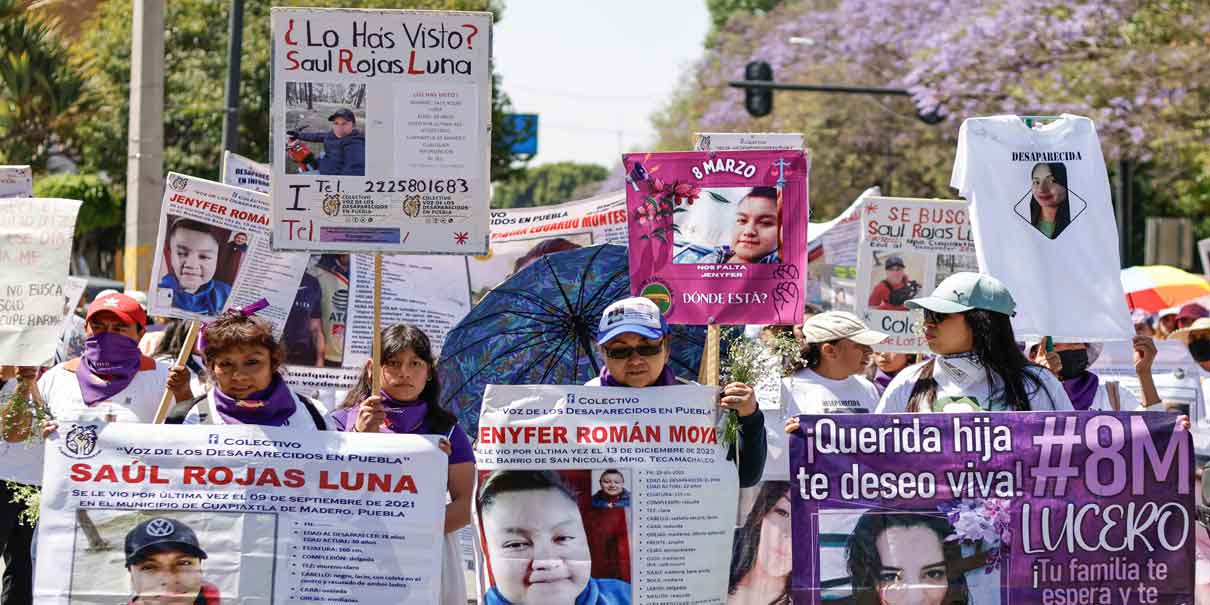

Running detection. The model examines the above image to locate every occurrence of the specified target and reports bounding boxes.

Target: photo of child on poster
[477,469,632,605]
[284,82,367,177]
[155,215,243,316]
[673,186,782,265]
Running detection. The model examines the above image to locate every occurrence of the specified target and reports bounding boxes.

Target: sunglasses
[604,342,664,360]
[922,309,952,325]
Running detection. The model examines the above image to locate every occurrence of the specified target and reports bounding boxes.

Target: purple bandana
[874,369,896,392]
[211,373,296,426]
[342,392,428,433]
[1062,371,1100,411]
[599,365,678,387]
[75,333,143,406]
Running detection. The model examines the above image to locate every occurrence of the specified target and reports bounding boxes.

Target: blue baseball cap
[906,272,1016,316]
[125,517,207,567]
[597,297,667,345]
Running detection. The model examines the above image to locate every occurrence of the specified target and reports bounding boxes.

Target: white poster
[474,385,738,605]
[1091,339,1207,425]
[470,191,628,300]
[221,151,272,194]
[953,114,1133,341]
[34,422,448,604]
[1199,237,1210,279]
[342,253,471,366]
[855,197,977,351]
[270,8,493,254]
[0,165,32,198]
[693,132,804,151]
[0,197,81,365]
[148,173,310,333]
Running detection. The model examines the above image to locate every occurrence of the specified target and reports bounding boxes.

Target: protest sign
[221,150,272,194]
[270,8,493,254]
[1199,238,1210,279]
[0,197,81,365]
[148,173,310,333]
[624,150,809,325]
[856,197,978,351]
[789,412,1193,604]
[0,165,32,198]
[342,253,471,366]
[475,385,739,605]
[953,115,1133,341]
[471,191,628,300]
[693,132,804,151]
[807,188,876,312]
[35,422,448,604]
[283,365,360,411]
[1091,339,1207,424]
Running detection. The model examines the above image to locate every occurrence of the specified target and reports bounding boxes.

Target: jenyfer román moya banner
[789,412,1193,605]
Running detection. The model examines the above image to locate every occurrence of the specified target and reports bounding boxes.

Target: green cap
[906,272,1016,316]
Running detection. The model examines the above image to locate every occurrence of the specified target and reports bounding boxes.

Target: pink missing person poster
[624,150,809,325]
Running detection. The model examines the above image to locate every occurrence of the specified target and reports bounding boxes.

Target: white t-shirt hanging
[780,368,880,415]
[951,114,1132,342]
[877,356,1074,413]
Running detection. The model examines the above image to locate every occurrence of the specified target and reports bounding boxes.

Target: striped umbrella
[1121,265,1210,312]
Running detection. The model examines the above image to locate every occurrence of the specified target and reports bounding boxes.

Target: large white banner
[270,8,493,254]
[221,151,272,195]
[35,422,448,604]
[0,165,32,198]
[474,385,738,605]
[0,197,81,365]
[855,197,977,351]
[148,173,310,332]
[1090,339,1207,425]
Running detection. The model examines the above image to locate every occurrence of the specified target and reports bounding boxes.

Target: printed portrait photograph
[866,251,926,312]
[468,234,593,302]
[672,186,782,265]
[728,481,791,605]
[284,81,367,177]
[67,509,276,604]
[1012,162,1088,240]
[154,214,246,317]
[476,469,632,605]
[281,254,349,369]
[816,507,1001,605]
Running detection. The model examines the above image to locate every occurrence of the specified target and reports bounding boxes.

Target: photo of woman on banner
[728,481,791,605]
[588,297,767,487]
[846,511,970,605]
[477,470,631,605]
[332,323,475,605]
[673,187,781,265]
[1014,162,1083,240]
[155,217,238,316]
[170,302,328,428]
[123,516,220,605]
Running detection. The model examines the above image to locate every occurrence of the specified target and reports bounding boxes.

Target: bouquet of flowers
[719,328,802,446]
[939,497,1012,573]
[1,374,51,446]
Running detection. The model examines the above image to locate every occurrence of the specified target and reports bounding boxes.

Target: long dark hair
[1029,162,1071,238]
[909,309,1051,412]
[340,323,457,433]
[728,481,791,603]
[847,512,969,605]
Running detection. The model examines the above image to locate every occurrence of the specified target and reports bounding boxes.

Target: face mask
[1190,339,1210,363]
[1056,349,1090,380]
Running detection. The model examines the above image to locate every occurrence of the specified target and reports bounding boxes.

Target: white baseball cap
[597,297,666,345]
[800,311,888,345]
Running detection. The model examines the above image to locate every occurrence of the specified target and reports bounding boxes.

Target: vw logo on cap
[145,518,177,538]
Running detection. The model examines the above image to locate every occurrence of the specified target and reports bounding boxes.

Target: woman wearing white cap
[590,297,767,487]
[876,272,1074,413]
[781,311,887,416]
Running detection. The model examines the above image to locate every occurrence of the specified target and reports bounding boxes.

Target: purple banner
[789,412,1193,604]
[623,150,808,325]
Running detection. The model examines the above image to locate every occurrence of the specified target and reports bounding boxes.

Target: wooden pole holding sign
[704,324,721,387]
[371,253,383,394]
[152,321,200,424]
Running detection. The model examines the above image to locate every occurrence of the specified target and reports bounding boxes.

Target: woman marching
[333,323,475,605]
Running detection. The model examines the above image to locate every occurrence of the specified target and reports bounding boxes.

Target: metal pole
[728,80,911,96]
[221,0,245,153]
[124,0,165,291]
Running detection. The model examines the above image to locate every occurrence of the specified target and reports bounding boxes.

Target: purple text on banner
[320,227,400,244]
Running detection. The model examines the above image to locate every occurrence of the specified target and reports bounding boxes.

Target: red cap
[1177,303,1209,321]
[85,293,147,328]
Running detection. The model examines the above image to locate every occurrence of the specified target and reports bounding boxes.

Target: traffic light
[744,61,773,118]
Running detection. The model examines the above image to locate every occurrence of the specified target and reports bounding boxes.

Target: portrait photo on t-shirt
[1012,161,1089,240]
[671,186,782,265]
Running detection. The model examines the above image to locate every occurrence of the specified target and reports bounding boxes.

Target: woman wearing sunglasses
[587,297,767,487]
[875,272,1073,413]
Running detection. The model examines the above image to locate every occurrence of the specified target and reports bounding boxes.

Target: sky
[493,0,711,170]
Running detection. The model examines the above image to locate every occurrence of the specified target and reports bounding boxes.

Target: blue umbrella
[437,244,711,433]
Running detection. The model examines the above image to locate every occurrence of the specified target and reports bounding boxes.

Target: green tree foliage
[34,172,122,275]
[491,162,609,209]
[69,0,523,190]
[0,0,89,167]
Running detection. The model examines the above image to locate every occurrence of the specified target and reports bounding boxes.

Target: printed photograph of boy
[673,186,781,264]
[156,216,243,316]
[284,82,367,176]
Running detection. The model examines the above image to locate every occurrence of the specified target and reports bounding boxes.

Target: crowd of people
[1,267,1208,605]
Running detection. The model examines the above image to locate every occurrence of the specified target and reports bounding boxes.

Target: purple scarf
[212,373,296,426]
[874,369,896,392]
[342,392,428,433]
[599,366,678,387]
[75,333,143,406]
[1062,371,1100,411]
